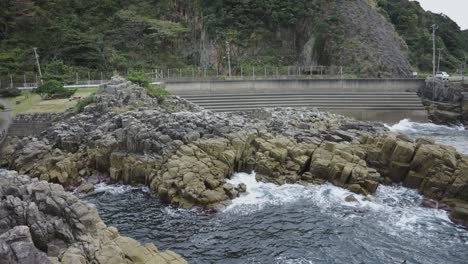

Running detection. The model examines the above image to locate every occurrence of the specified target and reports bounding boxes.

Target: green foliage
[127,71,170,100]
[33,80,76,99]
[146,84,171,100]
[203,0,317,39]
[0,49,22,75]
[74,95,95,113]
[43,60,69,82]
[0,103,4,110]
[0,87,21,97]
[0,0,466,75]
[377,0,467,72]
[128,71,151,88]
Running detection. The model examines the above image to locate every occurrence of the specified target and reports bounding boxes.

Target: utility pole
[226,41,232,77]
[437,48,443,72]
[431,24,438,77]
[33,48,43,84]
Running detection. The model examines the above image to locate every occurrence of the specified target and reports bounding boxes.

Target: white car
[435,71,450,81]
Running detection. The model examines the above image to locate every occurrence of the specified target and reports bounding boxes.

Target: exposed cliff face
[195,0,413,77]
[336,0,412,77]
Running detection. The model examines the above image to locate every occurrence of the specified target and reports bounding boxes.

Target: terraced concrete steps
[177,92,425,112]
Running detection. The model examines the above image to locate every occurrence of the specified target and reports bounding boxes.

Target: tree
[43,60,69,82]
[33,80,76,99]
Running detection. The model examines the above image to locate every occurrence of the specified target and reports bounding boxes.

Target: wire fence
[149,65,348,82]
[0,71,115,89]
[0,65,433,89]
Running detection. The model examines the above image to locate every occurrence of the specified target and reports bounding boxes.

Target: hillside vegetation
[377,0,468,72]
[0,0,466,78]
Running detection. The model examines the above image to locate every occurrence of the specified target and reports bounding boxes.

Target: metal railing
[149,65,348,82]
[1,65,440,89]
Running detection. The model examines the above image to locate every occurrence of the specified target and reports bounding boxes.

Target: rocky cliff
[1,76,467,227]
[0,170,187,264]
[419,79,467,126]
[196,0,413,77]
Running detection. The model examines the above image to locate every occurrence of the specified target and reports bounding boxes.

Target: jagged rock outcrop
[419,79,466,126]
[1,76,467,226]
[0,169,187,264]
[0,226,50,264]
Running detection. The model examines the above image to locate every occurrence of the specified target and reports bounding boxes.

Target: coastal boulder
[0,169,187,264]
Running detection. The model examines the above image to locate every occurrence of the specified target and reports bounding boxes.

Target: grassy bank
[6,87,97,116]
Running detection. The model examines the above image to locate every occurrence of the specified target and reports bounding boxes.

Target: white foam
[93,183,149,195]
[275,256,314,264]
[387,119,465,133]
[224,172,454,233]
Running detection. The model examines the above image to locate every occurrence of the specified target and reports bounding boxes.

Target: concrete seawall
[166,79,426,95]
[8,122,52,138]
[166,79,428,123]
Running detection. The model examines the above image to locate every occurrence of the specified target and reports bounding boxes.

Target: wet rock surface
[0,169,187,264]
[1,76,468,227]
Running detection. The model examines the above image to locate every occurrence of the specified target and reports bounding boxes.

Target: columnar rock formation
[0,170,187,264]
[1,76,467,227]
[419,79,467,126]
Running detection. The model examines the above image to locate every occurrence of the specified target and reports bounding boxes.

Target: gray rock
[0,226,50,264]
[236,183,247,193]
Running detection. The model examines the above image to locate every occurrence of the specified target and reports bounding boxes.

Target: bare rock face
[419,79,465,126]
[0,226,50,264]
[0,170,187,264]
[335,0,412,77]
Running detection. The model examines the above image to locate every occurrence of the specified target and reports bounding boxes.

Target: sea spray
[224,172,457,233]
[386,119,468,154]
[84,172,468,263]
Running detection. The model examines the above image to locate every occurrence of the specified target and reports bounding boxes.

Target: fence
[0,71,114,89]
[1,65,435,89]
[149,65,348,82]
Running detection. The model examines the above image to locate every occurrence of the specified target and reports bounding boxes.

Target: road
[0,98,12,143]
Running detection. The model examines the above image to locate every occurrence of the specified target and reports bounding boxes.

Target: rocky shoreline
[0,169,187,264]
[420,78,468,127]
[1,76,467,262]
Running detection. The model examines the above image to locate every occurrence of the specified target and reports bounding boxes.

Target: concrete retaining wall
[166,79,426,95]
[6,113,62,138]
[8,122,52,137]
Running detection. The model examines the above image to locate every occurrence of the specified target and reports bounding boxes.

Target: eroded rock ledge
[0,169,187,264]
[1,76,467,227]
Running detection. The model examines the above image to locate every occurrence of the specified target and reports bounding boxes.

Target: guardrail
[10,80,108,90]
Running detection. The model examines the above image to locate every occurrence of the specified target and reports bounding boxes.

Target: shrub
[74,94,95,113]
[0,88,21,97]
[127,71,151,88]
[33,80,76,99]
[146,84,171,101]
[0,103,4,110]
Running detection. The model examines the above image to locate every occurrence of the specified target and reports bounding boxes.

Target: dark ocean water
[84,120,468,264]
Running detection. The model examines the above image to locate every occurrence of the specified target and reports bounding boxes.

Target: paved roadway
[0,98,12,143]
